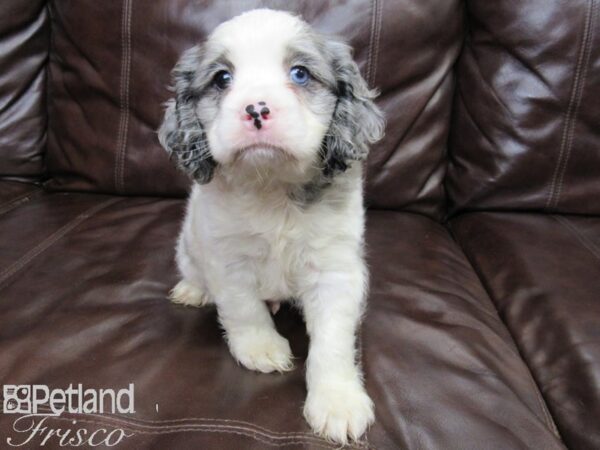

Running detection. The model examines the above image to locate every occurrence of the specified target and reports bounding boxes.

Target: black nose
[245,104,258,117]
[245,103,270,130]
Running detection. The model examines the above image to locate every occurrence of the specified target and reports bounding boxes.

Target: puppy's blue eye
[213,70,232,90]
[290,66,310,86]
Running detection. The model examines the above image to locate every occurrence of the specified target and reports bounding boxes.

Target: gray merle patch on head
[320,40,384,176]
[285,33,385,204]
[157,44,231,184]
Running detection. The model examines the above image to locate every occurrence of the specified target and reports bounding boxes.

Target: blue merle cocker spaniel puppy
[158,9,384,444]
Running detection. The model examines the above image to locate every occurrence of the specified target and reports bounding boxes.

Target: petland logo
[2,384,135,447]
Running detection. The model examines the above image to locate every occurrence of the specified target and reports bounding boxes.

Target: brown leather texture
[446,0,600,216]
[2,0,600,448]
[0,180,41,214]
[44,0,463,219]
[0,0,48,179]
[0,196,563,449]
[451,213,600,450]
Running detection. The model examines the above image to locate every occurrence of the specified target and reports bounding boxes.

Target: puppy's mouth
[232,143,295,163]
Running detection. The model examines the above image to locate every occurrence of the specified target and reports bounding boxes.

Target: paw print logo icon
[3,385,32,414]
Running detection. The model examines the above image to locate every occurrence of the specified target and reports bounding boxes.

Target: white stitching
[554,215,600,262]
[72,414,334,444]
[35,415,339,449]
[371,0,382,87]
[114,0,133,193]
[122,0,133,190]
[68,417,335,446]
[25,405,371,448]
[366,0,382,87]
[366,0,376,86]
[552,0,596,208]
[95,415,321,438]
[114,0,126,192]
[10,408,373,449]
[546,0,595,210]
[32,405,325,440]
[0,188,37,211]
[0,198,120,290]
[0,188,42,216]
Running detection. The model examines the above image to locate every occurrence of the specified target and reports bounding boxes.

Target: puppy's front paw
[304,379,374,445]
[169,280,210,307]
[227,328,294,374]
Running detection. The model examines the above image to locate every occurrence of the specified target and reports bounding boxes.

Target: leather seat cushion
[452,212,600,449]
[0,196,561,449]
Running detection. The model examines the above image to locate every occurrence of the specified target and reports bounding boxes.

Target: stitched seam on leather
[114,0,133,194]
[447,223,561,437]
[0,198,121,291]
[114,0,126,192]
[66,411,326,439]
[0,188,43,216]
[553,215,600,262]
[93,415,326,439]
[46,412,338,446]
[3,401,372,448]
[45,2,54,164]
[553,0,596,210]
[26,417,338,449]
[371,0,382,86]
[546,0,595,210]
[366,0,375,84]
[366,0,382,87]
[67,410,341,443]
[9,405,371,449]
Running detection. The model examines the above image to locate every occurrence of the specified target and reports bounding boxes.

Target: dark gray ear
[158,46,216,184]
[322,41,385,177]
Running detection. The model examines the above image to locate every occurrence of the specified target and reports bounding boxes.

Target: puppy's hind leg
[171,226,211,307]
[169,280,211,308]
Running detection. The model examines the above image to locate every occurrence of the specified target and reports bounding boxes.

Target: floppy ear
[158,45,217,184]
[321,41,385,177]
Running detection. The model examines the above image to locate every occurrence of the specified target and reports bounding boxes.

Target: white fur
[208,10,332,178]
[169,10,375,444]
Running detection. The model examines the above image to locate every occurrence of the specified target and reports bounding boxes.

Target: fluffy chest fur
[183,165,364,301]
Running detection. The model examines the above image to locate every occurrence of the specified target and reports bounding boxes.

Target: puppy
[158,9,384,444]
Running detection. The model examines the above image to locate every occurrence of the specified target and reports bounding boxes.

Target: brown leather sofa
[1,1,597,449]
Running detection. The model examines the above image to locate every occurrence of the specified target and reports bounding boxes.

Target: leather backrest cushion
[447,0,600,216]
[0,0,49,179]
[45,0,463,219]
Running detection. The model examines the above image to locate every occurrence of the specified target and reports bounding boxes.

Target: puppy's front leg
[301,264,374,444]
[216,287,294,374]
